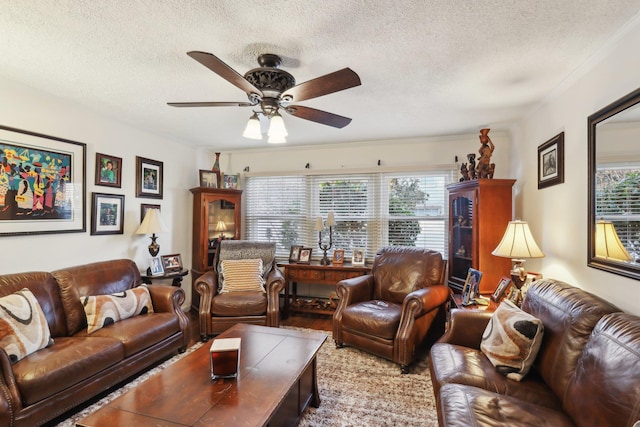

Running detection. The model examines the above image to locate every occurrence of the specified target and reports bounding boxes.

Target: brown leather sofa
[0,259,189,427]
[333,246,449,373]
[430,278,640,427]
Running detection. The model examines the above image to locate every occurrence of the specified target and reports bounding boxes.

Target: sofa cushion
[211,291,267,317]
[429,342,562,411]
[219,259,265,293]
[0,289,53,362]
[217,240,275,282]
[481,299,544,381]
[12,336,123,405]
[75,312,180,357]
[82,287,154,334]
[438,384,575,427]
[564,312,640,427]
[341,300,402,340]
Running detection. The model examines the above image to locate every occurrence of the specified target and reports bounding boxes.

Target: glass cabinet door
[450,193,474,287]
[206,199,236,267]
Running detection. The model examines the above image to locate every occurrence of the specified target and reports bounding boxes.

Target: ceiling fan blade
[284,105,352,128]
[281,68,361,103]
[186,51,262,98]
[167,102,255,107]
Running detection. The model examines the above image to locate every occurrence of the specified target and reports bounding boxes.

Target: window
[245,169,456,261]
[596,162,640,259]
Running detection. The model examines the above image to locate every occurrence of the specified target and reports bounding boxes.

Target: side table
[141,269,189,287]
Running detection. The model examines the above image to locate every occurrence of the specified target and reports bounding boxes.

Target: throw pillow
[0,288,53,363]
[82,286,154,334]
[480,299,544,381]
[219,259,265,293]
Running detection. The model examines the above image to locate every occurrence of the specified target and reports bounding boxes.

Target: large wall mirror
[588,86,640,280]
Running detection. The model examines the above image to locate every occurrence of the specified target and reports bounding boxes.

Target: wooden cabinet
[190,187,242,310]
[447,179,515,294]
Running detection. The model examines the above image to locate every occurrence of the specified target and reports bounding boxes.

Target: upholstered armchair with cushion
[333,246,449,373]
[194,240,285,340]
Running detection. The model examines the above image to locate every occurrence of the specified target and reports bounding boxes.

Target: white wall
[0,77,196,309]
[514,15,640,315]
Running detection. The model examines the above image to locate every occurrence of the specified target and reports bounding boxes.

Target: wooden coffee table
[77,324,327,427]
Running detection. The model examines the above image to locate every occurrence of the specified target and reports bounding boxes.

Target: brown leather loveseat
[429,278,640,427]
[0,259,189,427]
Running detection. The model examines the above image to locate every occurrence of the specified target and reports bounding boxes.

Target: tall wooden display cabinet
[190,187,242,310]
[447,179,515,295]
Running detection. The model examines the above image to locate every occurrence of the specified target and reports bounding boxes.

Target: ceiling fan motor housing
[244,54,295,100]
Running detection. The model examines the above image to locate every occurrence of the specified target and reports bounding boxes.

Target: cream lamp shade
[492,220,544,287]
[135,209,169,257]
[595,220,632,261]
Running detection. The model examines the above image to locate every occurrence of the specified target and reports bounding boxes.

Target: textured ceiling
[2,1,640,150]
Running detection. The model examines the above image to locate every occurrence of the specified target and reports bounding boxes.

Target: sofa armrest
[438,308,493,349]
[333,275,374,344]
[0,348,20,426]
[403,285,450,318]
[145,284,189,350]
[194,271,217,339]
[265,266,286,328]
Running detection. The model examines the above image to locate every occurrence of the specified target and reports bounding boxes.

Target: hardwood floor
[186,310,332,346]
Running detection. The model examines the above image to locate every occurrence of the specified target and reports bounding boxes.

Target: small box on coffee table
[210,337,241,379]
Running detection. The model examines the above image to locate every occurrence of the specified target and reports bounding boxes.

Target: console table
[278,262,371,316]
[141,269,189,287]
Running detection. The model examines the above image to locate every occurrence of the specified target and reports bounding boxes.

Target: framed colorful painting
[0,125,86,236]
[136,156,163,199]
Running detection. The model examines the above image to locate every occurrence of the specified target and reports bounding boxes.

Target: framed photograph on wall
[0,125,86,236]
[332,249,345,265]
[91,192,124,235]
[199,169,218,188]
[161,254,183,273]
[289,245,303,263]
[140,203,160,223]
[298,247,312,264]
[136,156,163,199]
[352,248,365,266]
[95,152,122,188]
[538,132,564,189]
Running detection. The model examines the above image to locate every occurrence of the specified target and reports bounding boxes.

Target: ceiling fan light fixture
[267,134,287,144]
[268,112,288,138]
[242,112,262,140]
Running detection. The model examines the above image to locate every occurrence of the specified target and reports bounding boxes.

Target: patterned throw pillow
[82,286,154,334]
[219,259,265,293]
[480,299,544,381]
[0,288,53,363]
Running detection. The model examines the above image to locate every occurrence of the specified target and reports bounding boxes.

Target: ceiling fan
[168,51,361,142]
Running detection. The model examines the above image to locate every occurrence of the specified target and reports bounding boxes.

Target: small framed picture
[461,268,483,305]
[95,153,122,188]
[507,286,522,306]
[199,170,219,188]
[223,173,240,189]
[332,249,345,265]
[352,248,365,266]
[538,132,564,189]
[491,277,512,303]
[289,245,303,263]
[140,203,161,223]
[149,257,164,276]
[91,192,124,235]
[136,156,163,199]
[161,254,183,273]
[298,248,312,264]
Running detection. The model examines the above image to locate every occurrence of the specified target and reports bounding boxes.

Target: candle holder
[315,212,336,266]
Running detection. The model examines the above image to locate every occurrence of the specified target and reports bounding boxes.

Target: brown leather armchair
[194,240,285,340]
[333,246,449,373]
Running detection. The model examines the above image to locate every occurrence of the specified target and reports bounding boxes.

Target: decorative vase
[212,152,221,172]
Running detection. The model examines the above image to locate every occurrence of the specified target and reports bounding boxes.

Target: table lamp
[315,211,336,265]
[595,219,632,261]
[215,220,228,240]
[135,209,169,257]
[492,220,544,288]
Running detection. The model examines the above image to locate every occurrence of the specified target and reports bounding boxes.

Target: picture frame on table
[461,268,483,306]
[0,125,86,236]
[95,152,122,188]
[223,173,240,189]
[140,203,161,223]
[289,245,303,263]
[136,156,163,199]
[149,257,164,276]
[298,247,312,264]
[199,169,218,189]
[491,277,512,303]
[332,249,345,265]
[91,192,124,235]
[160,254,183,273]
[538,132,564,189]
[352,248,365,266]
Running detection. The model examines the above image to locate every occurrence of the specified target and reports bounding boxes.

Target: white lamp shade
[135,209,168,234]
[267,135,287,143]
[327,211,336,226]
[595,220,632,261]
[492,220,544,259]
[268,112,288,138]
[242,113,262,140]
[215,220,228,232]
[314,217,324,231]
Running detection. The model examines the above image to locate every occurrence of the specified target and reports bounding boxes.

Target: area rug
[54,328,438,426]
